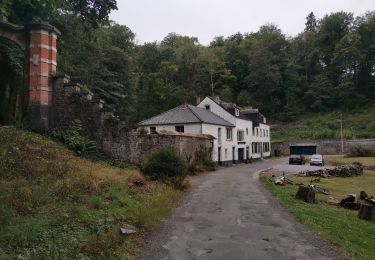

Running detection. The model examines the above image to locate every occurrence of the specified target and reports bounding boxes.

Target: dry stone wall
[51,74,213,165]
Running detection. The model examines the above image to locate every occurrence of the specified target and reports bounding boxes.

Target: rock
[298,164,363,178]
[340,194,360,210]
[120,224,137,235]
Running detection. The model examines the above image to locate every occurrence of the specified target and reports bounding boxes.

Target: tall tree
[305,12,318,32]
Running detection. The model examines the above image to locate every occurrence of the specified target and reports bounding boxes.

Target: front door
[232,147,235,164]
[238,148,245,163]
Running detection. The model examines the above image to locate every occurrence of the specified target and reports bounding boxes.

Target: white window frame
[237,130,245,142]
[226,128,233,141]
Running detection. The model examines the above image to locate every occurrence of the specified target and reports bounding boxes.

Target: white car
[310,154,324,166]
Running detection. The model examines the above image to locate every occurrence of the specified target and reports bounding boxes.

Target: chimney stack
[196,96,201,105]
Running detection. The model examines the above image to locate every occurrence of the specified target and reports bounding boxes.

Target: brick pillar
[25,22,60,131]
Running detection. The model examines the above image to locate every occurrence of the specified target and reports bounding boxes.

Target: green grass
[272,107,375,142]
[0,126,184,259]
[261,175,375,260]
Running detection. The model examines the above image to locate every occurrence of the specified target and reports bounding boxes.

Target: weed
[0,126,184,258]
[141,148,188,190]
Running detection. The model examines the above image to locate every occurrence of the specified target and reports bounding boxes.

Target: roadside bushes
[49,120,97,158]
[189,147,216,173]
[347,146,375,157]
[141,148,188,190]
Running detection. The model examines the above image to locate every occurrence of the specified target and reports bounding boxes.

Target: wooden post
[295,186,316,203]
[358,203,375,222]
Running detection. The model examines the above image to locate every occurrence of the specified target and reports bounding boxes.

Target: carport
[289,143,317,155]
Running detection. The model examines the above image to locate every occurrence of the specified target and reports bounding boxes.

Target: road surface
[140,159,343,260]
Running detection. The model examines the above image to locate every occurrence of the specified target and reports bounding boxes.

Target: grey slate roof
[138,104,234,127]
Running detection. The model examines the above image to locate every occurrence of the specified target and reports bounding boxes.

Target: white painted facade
[139,97,271,163]
[198,97,271,162]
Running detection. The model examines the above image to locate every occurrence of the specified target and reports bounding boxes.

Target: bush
[347,146,375,157]
[141,148,188,189]
[49,120,97,158]
[193,147,216,172]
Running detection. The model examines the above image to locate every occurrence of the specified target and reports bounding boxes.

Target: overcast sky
[110,0,375,45]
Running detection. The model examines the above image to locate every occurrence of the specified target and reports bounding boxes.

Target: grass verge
[0,126,184,259]
[260,174,375,260]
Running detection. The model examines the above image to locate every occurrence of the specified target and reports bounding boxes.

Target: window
[175,125,184,133]
[263,142,270,152]
[226,128,232,140]
[246,128,248,135]
[263,129,265,137]
[235,108,239,117]
[237,130,244,142]
[205,105,210,110]
[256,128,259,137]
[260,130,262,137]
[150,127,156,134]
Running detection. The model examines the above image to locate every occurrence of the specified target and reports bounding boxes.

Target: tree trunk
[358,203,375,222]
[295,186,316,203]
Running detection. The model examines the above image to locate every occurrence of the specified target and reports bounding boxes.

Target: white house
[137,96,271,164]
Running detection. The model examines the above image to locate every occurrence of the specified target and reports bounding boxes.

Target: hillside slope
[0,126,183,259]
[271,107,375,143]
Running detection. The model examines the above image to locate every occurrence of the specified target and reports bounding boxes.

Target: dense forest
[0,1,374,126]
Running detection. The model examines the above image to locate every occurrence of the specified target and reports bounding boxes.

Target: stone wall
[101,130,213,165]
[272,139,375,156]
[51,75,213,165]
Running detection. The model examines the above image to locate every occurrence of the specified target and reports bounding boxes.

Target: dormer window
[205,105,210,110]
[235,108,239,117]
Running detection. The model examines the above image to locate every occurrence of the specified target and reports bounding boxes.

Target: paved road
[140,159,343,260]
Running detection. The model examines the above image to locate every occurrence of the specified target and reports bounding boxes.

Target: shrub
[49,120,97,157]
[193,147,216,172]
[347,146,375,157]
[141,148,188,189]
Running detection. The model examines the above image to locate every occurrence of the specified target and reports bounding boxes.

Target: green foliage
[49,120,97,157]
[192,147,216,172]
[1,0,117,26]
[1,5,375,127]
[141,148,188,189]
[272,107,375,142]
[347,146,375,157]
[0,126,184,259]
[0,39,24,125]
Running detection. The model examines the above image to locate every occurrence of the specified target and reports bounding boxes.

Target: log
[295,186,316,203]
[358,203,375,222]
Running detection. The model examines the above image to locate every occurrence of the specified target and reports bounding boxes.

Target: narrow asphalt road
[140,159,343,260]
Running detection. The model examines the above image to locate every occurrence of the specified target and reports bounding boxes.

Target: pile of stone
[298,163,363,178]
